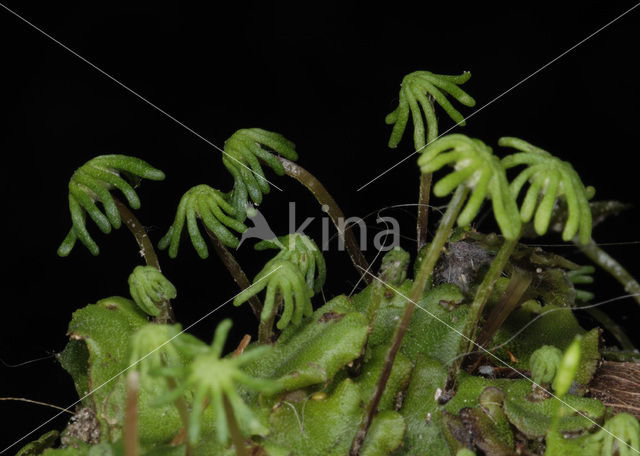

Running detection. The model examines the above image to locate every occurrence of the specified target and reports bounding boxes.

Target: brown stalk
[204,227,262,320]
[416,173,432,251]
[114,198,175,323]
[223,395,250,456]
[278,157,371,283]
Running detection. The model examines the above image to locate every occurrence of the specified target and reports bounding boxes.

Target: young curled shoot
[159,184,247,258]
[418,134,521,240]
[128,266,177,318]
[255,233,327,293]
[58,154,165,256]
[529,345,563,385]
[234,258,313,343]
[223,128,298,220]
[386,71,476,148]
[500,137,593,245]
[152,319,279,446]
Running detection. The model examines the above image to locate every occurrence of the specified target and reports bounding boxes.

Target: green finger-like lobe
[185,197,208,259]
[420,70,472,85]
[404,85,426,149]
[210,388,228,444]
[57,229,79,257]
[69,182,111,234]
[387,91,409,148]
[457,170,490,227]
[534,170,560,236]
[167,197,189,258]
[198,196,237,248]
[68,194,100,255]
[490,167,521,240]
[92,154,166,181]
[234,276,269,308]
[558,167,580,241]
[188,384,208,444]
[419,72,476,106]
[509,165,538,198]
[276,279,294,330]
[410,85,439,143]
[241,128,298,161]
[73,170,121,228]
[418,150,462,174]
[246,140,285,175]
[432,165,478,197]
[211,319,232,358]
[233,140,270,194]
[414,78,466,125]
[520,173,544,223]
[82,164,142,209]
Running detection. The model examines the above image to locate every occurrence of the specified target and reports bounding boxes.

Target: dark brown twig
[204,227,262,320]
[278,157,371,283]
[416,173,432,251]
[114,198,174,323]
[223,395,250,456]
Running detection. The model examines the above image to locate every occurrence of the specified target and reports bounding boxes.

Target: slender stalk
[475,268,532,353]
[115,198,174,323]
[585,308,635,350]
[416,173,432,251]
[204,227,262,320]
[222,395,249,456]
[115,198,161,270]
[277,157,371,283]
[350,185,469,455]
[576,239,640,309]
[445,235,519,389]
[257,296,281,344]
[124,372,139,456]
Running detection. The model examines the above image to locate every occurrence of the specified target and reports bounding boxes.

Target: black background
[1,1,639,452]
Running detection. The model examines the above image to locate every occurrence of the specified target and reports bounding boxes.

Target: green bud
[529,345,563,384]
[552,335,582,396]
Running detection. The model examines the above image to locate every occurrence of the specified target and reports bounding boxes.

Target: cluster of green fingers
[255,233,327,293]
[529,345,563,385]
[418,134,522,240]
[223,128,298,220]
[500,137,593,245]
[235,259,314,330]
[158,184,247,258]
[57,155,165,256]
[128,266,177,316]
[150,319,279,445]
[386,71,475,148]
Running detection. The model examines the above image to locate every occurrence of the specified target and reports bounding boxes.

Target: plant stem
[416,173,432,251]
[350,185,468,455]
[277,157,371,283]
[257,296,281,344]
[576,239,640,309]
[475,267,532,353]
[445,235,519,389]
[115,198,161,270]
[114,198,175,323]
[222,395,249,456]
[204,227,262,320]
[124,371,139,456]
[585,308,635,350]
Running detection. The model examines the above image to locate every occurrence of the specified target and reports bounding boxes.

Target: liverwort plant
[58,154,165,257]
[14,65,640,456]
[385,71,476,250]
[153,320,278,452]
